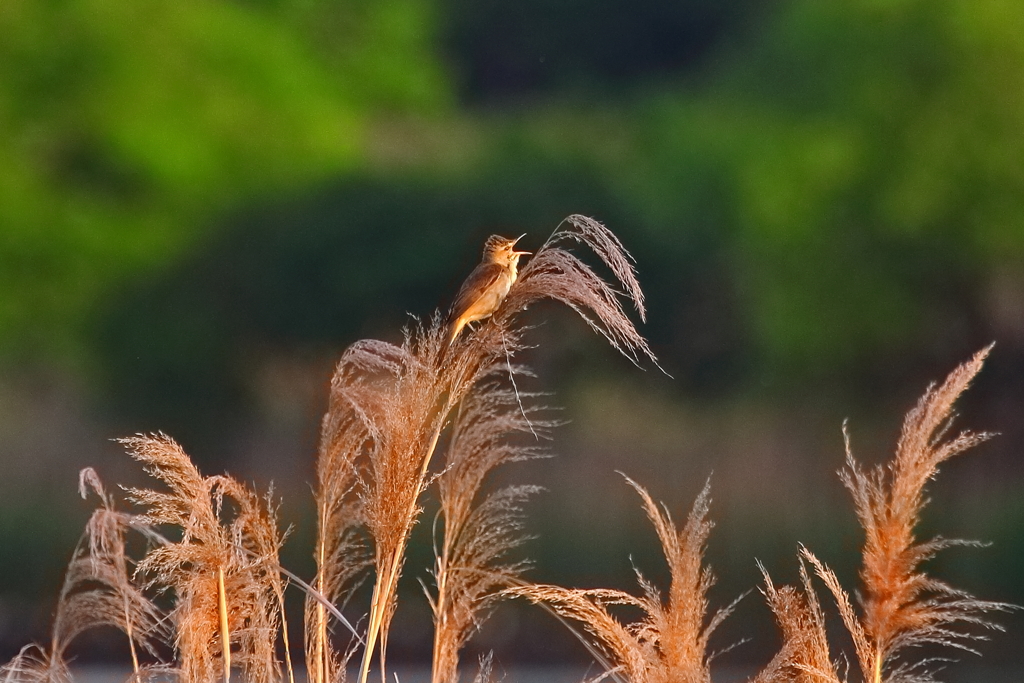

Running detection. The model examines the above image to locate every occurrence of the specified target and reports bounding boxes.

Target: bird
[447,233,530,344]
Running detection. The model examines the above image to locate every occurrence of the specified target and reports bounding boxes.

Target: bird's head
[483,233,530,266]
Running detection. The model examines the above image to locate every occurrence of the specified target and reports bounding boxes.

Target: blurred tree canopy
[0,0,448,360]
[472,0,1024,384]
[640,0,1024,378]
[439,0,765,100]
[3,0,1024,407]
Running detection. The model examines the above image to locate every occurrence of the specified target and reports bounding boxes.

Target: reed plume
[0,469,166,683]
[798,346,1010,683]
[751,560,841,683]
[122,434,291,683]
[314,331,456,683]
[307,214,656,683]
[306,342,375,683]
[511,477,734,683]
[429,371,551,683]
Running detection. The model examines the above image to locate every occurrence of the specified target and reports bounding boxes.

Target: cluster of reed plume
[1,216,1010,683]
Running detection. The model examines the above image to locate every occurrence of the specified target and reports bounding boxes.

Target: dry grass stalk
[800,346,1010,683]
[0,469,166,683]
[627,477,729,683]
[511,478,734,683]
[0,646,72,683]
[323,331,457,683]
[122,434,290,683]
[430,373,552,683]
[493,214,655,367]
[306,215,656,683]
[217,566,231,683]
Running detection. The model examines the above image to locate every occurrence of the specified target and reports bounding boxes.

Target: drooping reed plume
[308,215,657,683]
[0,468,166,683]
[758,346,1010,683]
[122,434,291,683]
[429,371,552,683]
[511,477,735,683]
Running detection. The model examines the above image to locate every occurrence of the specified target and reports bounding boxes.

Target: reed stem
[279,585,295,683]
[218,565,231,683]
[314,522,328,683]
[357,413,448,683]
[430,561,448,683]
[123,597,139,675]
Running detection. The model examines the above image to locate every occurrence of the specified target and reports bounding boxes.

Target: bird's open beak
[512,233,530,255]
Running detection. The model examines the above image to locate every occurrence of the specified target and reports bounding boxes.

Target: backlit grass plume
[751,560,840,683]
[0,469,166,683]
[306,342,374,683]
[122,434,291,683]
[511,477,735,683]
[429,372,552,683]
[760,346,1011,683]
[308,215,657,683]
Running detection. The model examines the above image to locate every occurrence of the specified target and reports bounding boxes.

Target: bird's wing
[448,262,505,321]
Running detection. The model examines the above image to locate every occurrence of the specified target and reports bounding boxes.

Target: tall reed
[0,469,165,683]
[70,469,168,677]
[511,476,736,683]
[751,559,840,683]
[514,348,1010,683]
[429,371,552,683]
[804,346,1010,683]
[754,346,1011,683]
[0,439,295,683]
[305,341,375,683]
[123,434,291,683]
[307,215,657,683]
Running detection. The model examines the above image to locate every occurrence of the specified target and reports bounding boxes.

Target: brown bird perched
[447,234,530,344]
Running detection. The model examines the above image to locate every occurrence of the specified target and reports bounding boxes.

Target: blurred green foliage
[659,0,1024,375]
[0,0,448,360]
[0,0,1021,429]
[439,0,764,99]
[498,0,1024,381]
[16,0,997,425]
[6,0,1023,386]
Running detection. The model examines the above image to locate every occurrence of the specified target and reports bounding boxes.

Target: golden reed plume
[123,434,292,683]
[510,477,737,683]
[756,346,1011,683]
[308,215,657,683]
